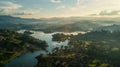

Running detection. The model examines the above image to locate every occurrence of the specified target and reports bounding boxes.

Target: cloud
[12,12,33,15]
[99,10,120,16]
[77,0,80,6]
[56,5,66,9]
[51,0,61,3]
[0,1,40,16]
[0,1,22,15]
[89,14,97,16]
[89,10,120,16]
[0,1,22,9]
[12,8,42,16]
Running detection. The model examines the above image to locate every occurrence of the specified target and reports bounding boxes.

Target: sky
[0,0,120,18]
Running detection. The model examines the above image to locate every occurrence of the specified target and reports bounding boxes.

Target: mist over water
[4,30,82,67]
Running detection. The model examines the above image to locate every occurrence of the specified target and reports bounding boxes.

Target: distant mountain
[1,15,120,32]
[95,24,120,31]
[41,20,101,33]
[0,15,43,24]
[0,15,43,30]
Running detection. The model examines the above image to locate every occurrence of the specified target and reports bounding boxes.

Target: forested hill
[36,30,120,67]
[73,30,120,42]
[0,29,48,66]
[1,15,120,33]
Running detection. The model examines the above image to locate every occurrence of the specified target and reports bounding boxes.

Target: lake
[4,30,82,67]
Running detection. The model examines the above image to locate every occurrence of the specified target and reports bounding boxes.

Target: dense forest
[52,33,70,42]
[36,30,120,67]
[0,29,48,66]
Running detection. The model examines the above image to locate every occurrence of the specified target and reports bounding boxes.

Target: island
[24,30,34,35]
[52,33,70,42]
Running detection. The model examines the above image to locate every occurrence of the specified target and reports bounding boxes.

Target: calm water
[4,30,81,67]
